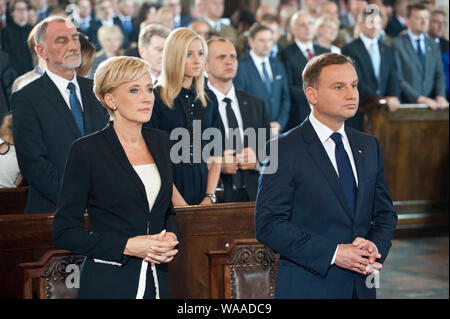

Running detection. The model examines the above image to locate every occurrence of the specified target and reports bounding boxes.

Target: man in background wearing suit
[206,38,271,202]
[427,9,449,55]
[255,53,397,299]
[138,24,171,86]
[11,16,108,214]
[203,0,237,44]
[165,0,192,29]
[392,3,448,110]
[385,0,407,38]
[342,8,400,130]
[0,50,16,120]
[88,0,126,50]
[278,11,328,131]
[234,24,290,137]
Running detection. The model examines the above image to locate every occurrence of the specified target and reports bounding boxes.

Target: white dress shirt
[249,50,273,82]
[309,112,359,265]
[407,30,426,55]
[46,69,84,111]
[208,82,244,143]
[295,39,315,59]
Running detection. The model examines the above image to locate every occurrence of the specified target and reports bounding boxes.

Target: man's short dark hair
[302,53,355,93]
[407,3,429,18]
[10,0,28,12]
[261,13,280,24]
[248,23,272,39]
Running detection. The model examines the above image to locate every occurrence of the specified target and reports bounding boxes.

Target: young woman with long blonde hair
[146,27,222,206]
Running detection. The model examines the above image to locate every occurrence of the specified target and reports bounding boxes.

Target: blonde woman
[314,15,342,54]
[146,27,222,206]
[88,25,124,78]
[53,56,179,298]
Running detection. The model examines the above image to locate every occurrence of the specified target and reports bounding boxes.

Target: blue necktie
[416,38,425,70]
[331,132,356,216]
[369,41,380,80]
[261,62,272,94]
[67,83,85,136]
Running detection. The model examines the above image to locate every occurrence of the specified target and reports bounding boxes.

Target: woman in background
[0,114,22,188]
[76,33,96,77]
[146,28,222,206]
[53,56,179,298]
[88,25,124,78]
[314,15,341,54]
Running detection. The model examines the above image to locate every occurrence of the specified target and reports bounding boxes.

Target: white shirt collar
[46,68,78,94]
[204,16,219,30]
[309,111,346,144]
[407,30,425,42]
[207,82,236,103]
[359,33,379,50]
[295,39,314,54]
[249,50,270,66]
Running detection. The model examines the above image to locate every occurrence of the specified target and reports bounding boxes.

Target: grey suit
[392,32,446,103]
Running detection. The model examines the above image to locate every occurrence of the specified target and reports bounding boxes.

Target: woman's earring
[112,106,118,111]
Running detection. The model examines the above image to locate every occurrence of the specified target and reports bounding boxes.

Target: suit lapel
[142,129,166,213]
[356,39,378,83]
[235,91,251,132]
[302,120,353,220]
[248,57,271,95]
[403,35,424,73]
[104,124,147,200]
[345,127,366,221]
[78,77,95,134]
[41,73,82,138]
[424,38,433,74]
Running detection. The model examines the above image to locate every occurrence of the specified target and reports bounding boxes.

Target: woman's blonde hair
[97,25,124,44]
[160,27,208,109]
[314,14,340,37]
[93,56,152,116]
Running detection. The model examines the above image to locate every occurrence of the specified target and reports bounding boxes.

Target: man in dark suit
[165,0,192,29]
[234,24,290,137]
[87,0,126,50]
[428,9,449,55]
[385,0,407,37]
[392,3,448,109]
[342,8,401,130]
[207,38,271,202]
[11,16,108,214]
[255,53,397,299]
[0,50,16,120]
[278,11,328,131]
[77,0,95,35]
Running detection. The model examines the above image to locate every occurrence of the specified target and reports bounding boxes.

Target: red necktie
[306,48,315,60]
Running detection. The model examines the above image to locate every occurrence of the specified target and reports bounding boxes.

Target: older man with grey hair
[10,16,108,214]
[138,24,171,85]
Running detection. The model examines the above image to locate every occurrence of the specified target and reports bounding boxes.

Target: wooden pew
[0,200,447,299]
[363,99,449,237]
[0,186,28,215]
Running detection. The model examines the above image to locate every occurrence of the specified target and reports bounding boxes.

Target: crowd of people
[0,0,447,299]
[0,0,449,198]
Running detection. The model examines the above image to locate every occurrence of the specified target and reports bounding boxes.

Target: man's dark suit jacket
[11,73,108,214]
[385,15,406,38]
[342,38,400,130]
[392,32,446,103]
[255,119,397,298]
[87,17,127,50]
[0,50,16,120]
[234,55,291,130]
[438,37,449,55]
[219,90,271,202]
[53,124,179,298]
[278,43,329,131]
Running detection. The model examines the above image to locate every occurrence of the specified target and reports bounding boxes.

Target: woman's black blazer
[53,123,179,298]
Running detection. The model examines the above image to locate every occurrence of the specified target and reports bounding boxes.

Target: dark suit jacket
[438,37,449,55]
[10,73,108,214]
[219,90,271,202]
[255,120,397,298]
[0,50,16,120]
[278,43,329,130]
[234,55,291,130]
[175,14,193,28]
[342,38,400,130]
[385,16,407,38]
[53,125,179,298]
[392,32,446,102]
